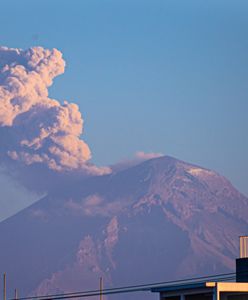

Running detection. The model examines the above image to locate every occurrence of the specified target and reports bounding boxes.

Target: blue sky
[0,0,248,219]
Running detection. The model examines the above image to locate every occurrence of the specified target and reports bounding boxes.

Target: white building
[151,237,248,300]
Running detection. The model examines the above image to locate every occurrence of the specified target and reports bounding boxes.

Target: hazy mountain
[0,156,247,300]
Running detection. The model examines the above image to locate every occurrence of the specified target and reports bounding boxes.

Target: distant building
[151,280,248,300]
[151,237,248,300]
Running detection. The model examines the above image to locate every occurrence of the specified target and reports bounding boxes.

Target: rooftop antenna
[240,236,248,258]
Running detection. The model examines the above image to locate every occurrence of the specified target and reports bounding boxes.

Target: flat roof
[151,281,248,294]
[151,281,215,293]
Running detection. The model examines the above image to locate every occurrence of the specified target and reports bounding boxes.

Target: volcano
[0,156,247,300]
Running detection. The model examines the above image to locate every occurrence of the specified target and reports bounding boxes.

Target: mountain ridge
[0,155,247,300]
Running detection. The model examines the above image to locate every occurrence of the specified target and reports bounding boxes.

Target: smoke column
[0,46,110,191]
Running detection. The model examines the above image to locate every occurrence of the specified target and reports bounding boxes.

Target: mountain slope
[0,156,247,300]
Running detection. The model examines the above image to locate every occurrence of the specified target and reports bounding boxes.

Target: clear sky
[0,0,248,219]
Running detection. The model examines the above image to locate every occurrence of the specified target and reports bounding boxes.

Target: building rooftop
[151,281,248,300]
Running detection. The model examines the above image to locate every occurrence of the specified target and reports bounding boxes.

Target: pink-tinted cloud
[65,195,124,217]
[0,46,110,191]
[135,151,163,160]
[111,151,164,172]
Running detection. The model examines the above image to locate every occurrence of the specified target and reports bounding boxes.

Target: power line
[12,272,237,300]
[13,273,237,300]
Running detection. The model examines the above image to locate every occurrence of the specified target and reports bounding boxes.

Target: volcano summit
[0,156,247,300]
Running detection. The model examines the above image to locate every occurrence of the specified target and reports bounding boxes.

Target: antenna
[3,273,6,300]
[100,277,103,300]
[240,236,248,258]
[15,288,18,300]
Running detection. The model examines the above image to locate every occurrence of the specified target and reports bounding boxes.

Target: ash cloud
[111,151,164,172]
[135,151,163,160]
[0,46,110,191]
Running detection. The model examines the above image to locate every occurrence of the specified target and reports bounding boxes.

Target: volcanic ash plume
[0,46,110,179]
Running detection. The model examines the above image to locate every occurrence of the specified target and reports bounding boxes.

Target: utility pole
[15,288,18,300]
[3,273,6,300]
[100,277,103,300]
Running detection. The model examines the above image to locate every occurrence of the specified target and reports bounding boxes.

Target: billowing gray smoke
[0,46,110,191]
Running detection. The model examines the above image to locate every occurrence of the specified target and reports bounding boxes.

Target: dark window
[185,294,212,300]
[227,294,248,300]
